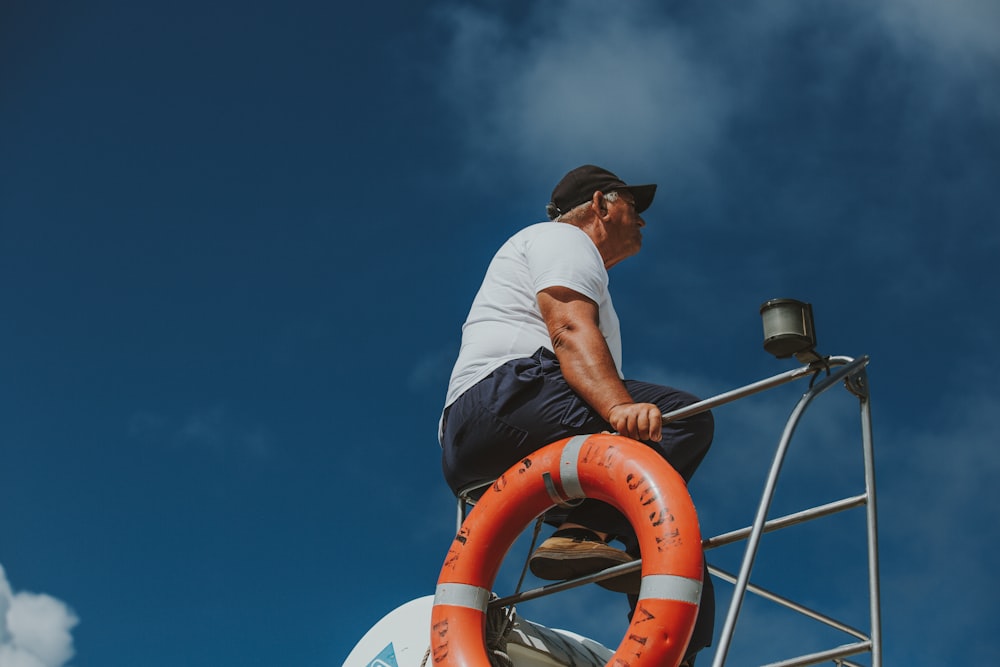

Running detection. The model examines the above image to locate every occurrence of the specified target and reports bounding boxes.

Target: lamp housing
[760,298,817,359]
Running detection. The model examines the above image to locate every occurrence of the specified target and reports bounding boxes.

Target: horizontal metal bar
[661,356,856,424]
[760,641,872,667]
[702,494,868,551]
[489,558,639,608]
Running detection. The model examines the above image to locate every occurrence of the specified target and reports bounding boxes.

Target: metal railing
[705,355,881,667]
[459,355,882,667]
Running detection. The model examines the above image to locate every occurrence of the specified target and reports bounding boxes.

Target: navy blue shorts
[441,347,714,535]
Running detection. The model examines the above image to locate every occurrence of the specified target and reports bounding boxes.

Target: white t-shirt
[443,222,623,410]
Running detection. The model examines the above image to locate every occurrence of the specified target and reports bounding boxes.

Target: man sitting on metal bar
[439,164,715,665]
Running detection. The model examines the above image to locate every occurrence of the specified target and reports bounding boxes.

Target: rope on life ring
[430,433,703,667]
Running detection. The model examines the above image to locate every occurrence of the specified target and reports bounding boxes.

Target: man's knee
[688,407,714,453]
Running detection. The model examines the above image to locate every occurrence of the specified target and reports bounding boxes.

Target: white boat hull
[344,595,612,667]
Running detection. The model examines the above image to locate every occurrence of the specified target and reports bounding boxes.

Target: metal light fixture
[760,298,820,362]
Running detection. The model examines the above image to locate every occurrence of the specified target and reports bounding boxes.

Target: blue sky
[2,1,998,665]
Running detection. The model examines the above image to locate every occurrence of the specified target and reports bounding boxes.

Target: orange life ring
[431,433,703,667]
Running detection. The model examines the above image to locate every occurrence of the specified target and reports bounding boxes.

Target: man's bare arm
[537,286,662,442]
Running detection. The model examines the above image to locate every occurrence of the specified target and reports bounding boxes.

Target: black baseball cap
[547,165,657,220]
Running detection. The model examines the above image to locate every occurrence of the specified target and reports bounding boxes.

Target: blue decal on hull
[366,643,398,667]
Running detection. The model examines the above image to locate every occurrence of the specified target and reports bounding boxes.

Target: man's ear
[591,190,609,218]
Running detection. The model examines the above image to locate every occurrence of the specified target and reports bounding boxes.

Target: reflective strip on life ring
[431,433,703,667]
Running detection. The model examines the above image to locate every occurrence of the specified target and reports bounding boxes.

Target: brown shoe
[528,528,640,594]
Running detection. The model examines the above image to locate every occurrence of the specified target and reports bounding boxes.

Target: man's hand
[607,402,663,442]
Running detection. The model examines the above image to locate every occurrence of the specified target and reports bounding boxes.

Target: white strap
[433,582,491,612]
[638,574,703,605]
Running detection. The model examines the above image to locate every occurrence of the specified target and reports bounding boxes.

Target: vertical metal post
[857,381,883,667]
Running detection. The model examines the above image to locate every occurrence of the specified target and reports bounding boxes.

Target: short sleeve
[525,225,606,302]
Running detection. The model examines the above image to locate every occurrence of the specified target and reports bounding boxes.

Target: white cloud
[0,565,78,667]
[434,0,732,182]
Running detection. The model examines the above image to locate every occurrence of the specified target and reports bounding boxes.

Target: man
[439,165,714,664]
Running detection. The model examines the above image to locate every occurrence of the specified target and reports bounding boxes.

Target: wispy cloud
[433,0,732,182]
[127,405,274,460]
[433,0,1000,177]
[877,0,1000,76]
[407,346,456,394]
[0,565,77,667]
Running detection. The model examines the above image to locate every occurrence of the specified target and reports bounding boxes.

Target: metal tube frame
[708,355,882,667]
[471,355,882,667]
